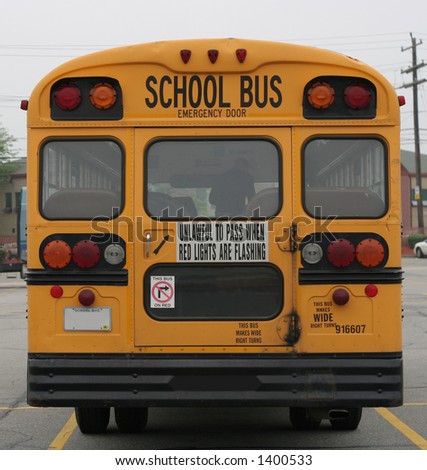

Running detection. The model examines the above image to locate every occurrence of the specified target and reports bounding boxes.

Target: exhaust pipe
[329,409,350,419]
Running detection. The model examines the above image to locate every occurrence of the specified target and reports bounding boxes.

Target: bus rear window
[145,139,281,219]
[41,140,123,219]
[303,138,387,218]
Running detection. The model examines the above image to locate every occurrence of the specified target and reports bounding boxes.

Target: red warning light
[208,49,219,63]
[180,49,191,64]
[236,49,247,63]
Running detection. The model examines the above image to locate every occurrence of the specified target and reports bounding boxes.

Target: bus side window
[305,188,385,218]
[42,189,121,219]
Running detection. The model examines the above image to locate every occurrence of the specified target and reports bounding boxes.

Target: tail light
[89,82,117,110]
[344,84,372,110]
[355,238,385,267]
[327,239,355,267]
[72,240,100,269]
[304,76,376,119]
[307,82,335,109]
[53,83,82,111]
[51,77,122,120]
[41,235,126,271]
[43,240,72,269]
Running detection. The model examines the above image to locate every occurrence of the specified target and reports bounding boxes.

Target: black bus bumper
[27,353,403,408]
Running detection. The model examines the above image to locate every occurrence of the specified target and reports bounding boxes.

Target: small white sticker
[150,275,175,308]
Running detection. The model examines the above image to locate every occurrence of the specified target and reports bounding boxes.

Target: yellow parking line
[0,406,33,410]
[403,402,427,406]
[376,408,427,450]
[48,411,77,450]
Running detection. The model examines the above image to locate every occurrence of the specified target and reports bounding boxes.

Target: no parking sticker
[150,276,175,308]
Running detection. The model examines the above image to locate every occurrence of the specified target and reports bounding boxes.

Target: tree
[0,124,17,159]
[0,123,19,181]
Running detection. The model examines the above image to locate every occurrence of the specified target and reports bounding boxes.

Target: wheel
[330,407,362,430]
[289,407,321,430]
[114,407,148,433]
[75,407,110,434]
[416,248,424,258]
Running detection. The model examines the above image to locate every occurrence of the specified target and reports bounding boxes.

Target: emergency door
[133,128,294,350]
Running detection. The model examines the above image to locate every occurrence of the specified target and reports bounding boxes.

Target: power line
[401,33,427,232]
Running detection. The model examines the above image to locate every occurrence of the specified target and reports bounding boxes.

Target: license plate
[64,307,111,331]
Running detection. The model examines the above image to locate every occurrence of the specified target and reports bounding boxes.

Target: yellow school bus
[24,38,403,434]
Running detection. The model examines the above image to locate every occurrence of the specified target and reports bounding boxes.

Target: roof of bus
[27,38,399,125]
[33,38,390,87]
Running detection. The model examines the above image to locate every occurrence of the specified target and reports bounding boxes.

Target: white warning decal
[177,221,268,262]
[150,276,175,308]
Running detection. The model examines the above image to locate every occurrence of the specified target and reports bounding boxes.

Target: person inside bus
[209,157,255,217]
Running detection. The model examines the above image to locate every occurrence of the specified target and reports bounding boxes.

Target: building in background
[400,149,427,235]
[0,159,26,259]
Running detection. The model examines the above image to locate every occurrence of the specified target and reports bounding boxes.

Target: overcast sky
[1,0,427,157]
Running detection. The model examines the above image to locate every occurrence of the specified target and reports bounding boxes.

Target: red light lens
[180,49,191,64]
[344,84,371,110]
[327,239,355,267]
[208,49,219,63]
[72,240,100,269]
[365,284,378,297]
[54,83,82,111]
[78,289,95,306]
[236,49,247,63]
[332,288,350,305]
[50,285,64,299]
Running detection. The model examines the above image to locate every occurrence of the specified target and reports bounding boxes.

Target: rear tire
[114,407,148,433]
[330,407,362,430]
[289,407,322,430]
[75,407,110,434]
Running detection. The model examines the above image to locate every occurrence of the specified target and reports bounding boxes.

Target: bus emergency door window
[145,139,281,219]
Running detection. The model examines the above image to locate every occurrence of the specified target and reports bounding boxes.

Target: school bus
[24,38,403,434]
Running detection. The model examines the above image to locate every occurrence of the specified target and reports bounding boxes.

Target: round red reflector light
[50,285,64,299]
[54,83,82,111]
[43,240,72,269]
[356,238,385,267]
[327,239,355,267]
[307,82,335,109]
[78,289,95,306]
[332,288,350,305]
[344,84,372,110]
[89,82,117,110]
[72,240,100,269]
[365,284,378,297]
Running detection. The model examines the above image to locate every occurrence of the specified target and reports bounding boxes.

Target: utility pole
[401,33,427,233]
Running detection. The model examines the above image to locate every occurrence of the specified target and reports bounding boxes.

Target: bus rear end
[25,39,403,434]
